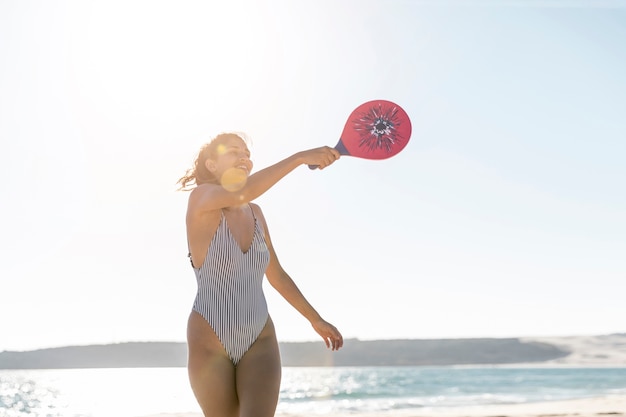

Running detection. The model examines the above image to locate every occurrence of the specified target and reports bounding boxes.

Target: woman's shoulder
[186,184,223,220]
[187,183,225,207]
[189,182,219,197]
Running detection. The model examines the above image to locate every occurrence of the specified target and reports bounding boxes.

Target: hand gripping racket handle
[308,140,349,170]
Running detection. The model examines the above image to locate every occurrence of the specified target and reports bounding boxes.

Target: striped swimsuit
[191,207,270,365]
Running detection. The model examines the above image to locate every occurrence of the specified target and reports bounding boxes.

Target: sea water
[1,366,626,417]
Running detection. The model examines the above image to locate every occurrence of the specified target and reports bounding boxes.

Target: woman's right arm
[188,146,340,215]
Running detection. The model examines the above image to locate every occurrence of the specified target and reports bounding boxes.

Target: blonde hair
[177,132,249,191]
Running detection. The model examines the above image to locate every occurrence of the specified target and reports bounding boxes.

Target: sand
[138,394,626,417]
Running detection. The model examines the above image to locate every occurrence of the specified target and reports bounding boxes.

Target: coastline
[138,394,626,417]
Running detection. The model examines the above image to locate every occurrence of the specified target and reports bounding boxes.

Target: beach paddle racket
[309,99,412,169]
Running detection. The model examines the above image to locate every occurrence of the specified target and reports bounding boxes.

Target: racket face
[338,100,412,160]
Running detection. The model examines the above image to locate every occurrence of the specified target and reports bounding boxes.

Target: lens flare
[220,167,247,192]
[216,144,228,156]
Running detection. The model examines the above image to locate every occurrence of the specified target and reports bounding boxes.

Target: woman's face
[206,135,252,191]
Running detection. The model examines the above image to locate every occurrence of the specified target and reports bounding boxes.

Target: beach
[358,394,626,417]
[138,394,626,417]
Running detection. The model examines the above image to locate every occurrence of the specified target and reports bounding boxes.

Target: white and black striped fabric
[192,208,270,365]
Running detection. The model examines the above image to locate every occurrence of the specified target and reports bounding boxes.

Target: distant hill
[0,337,572,369]
[0,342,186,369]
[280,338,568,366]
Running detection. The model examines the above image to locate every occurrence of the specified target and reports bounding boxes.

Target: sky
[1,0,625,352]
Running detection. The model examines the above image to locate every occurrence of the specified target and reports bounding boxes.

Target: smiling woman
[177,133,253,192]
[177,132,343,417]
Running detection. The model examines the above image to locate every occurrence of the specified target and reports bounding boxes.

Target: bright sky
[1,0,625,352]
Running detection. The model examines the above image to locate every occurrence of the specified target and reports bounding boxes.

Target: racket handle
[308,164,319,170]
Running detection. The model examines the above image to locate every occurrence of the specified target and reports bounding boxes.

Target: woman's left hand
[311,319,344,351]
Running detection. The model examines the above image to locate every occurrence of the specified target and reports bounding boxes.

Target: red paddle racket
[309,99,412,169]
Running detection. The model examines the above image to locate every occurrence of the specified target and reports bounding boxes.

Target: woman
[177,132,344,417]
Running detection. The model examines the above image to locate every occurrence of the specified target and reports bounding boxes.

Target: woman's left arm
[253,205,343,351]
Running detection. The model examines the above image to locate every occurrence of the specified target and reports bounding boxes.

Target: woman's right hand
[297,146,341,170]
[311,318,344,351]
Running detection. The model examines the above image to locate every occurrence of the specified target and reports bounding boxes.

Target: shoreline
[139,394,626,417]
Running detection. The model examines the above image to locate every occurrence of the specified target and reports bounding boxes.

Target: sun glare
[220,167,248,192]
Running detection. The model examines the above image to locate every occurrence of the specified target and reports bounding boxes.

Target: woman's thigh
[236,317,282,417]
[187,311,238,417]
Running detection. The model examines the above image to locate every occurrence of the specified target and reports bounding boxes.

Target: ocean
[1,366,626,416]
